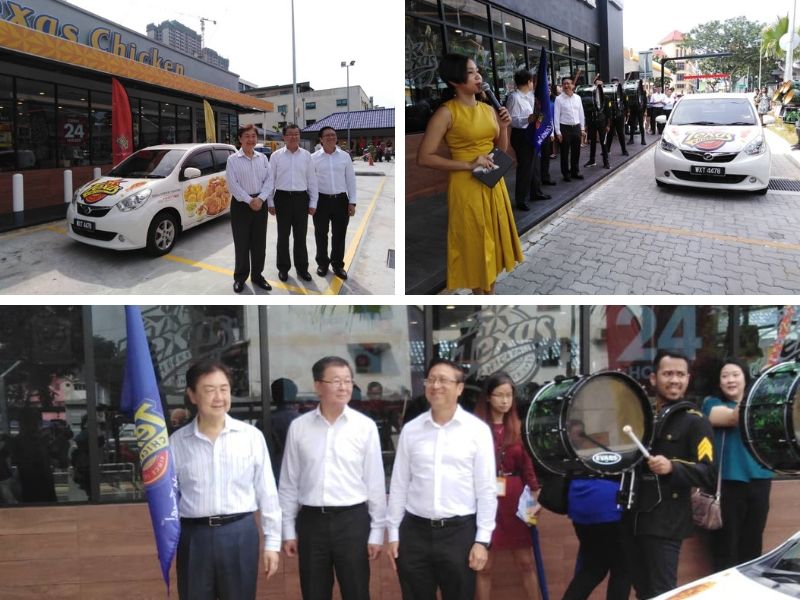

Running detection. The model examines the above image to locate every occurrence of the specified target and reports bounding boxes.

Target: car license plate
[74,218,95,231]
[691,165,725,176]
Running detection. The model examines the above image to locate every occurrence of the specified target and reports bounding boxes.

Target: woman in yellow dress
[417,54,524,294]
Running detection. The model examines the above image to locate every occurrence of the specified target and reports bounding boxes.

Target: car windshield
[108,149,186,178]
[670,99,756,127]
[739,538,800,598]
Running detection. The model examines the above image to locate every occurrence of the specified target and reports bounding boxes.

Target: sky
[66,0,402,108]
[623,0,796,51]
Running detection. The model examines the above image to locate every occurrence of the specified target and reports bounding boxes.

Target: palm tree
[761,15,789,63]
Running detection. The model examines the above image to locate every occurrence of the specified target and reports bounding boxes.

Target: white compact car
[653,530,800,599]
[67,143,237,255]
[653,93,771,195]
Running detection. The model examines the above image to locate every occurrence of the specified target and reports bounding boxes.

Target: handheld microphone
[481,82,503,112]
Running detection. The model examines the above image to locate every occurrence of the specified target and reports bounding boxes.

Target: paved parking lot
[0,163,395,295]
[495,130,800,295]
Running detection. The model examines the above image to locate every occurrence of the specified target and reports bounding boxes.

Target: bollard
[12,173,23,213]
[93,167,101,180]
[64,169,73,203]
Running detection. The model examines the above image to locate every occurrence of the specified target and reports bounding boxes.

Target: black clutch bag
[471,147,514,188]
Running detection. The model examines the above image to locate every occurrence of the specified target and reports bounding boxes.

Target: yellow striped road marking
[0,222,64,239]
[322,177,386,296]
[571,215,800,252]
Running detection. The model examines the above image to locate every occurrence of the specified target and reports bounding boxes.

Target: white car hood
[653,568,791,599]
[76,177,152,207]
[666,125,760,153]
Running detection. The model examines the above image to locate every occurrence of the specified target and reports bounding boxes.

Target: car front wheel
[146,211,179,256]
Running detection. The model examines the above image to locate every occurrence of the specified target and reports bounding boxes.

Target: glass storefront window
[176,105,191,144]
[406,0,440,19]
[586,45,598,86]
[0,75,14,171]
[160,102,176,144]
[141,99,159,148]
[491,8,523,44]
[16,78,55,169]
[0,307,87,505]
[405,16,445,134]
[493,40,526,102]
[90,91,111,165]
[553,54,572,83]
[526,21,549,50]
[195,106,206,143]
[443,0,489,34]
[129,97,141,151]
[737,306,800,376]
[551,31,569,56]
[228,113,239,144]
[571,38,586,60]
[446,26,495,91]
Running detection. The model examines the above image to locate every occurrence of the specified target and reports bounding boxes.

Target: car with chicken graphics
[67,143,237,255]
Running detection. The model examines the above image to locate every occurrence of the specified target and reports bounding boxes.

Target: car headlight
[743,136,766,156]
[660,136,677,152]
[116,188,152,212]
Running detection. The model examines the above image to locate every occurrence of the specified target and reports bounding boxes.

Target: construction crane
[199,16,216,49]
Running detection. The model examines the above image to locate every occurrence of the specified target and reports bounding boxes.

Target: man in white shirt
[387,358,497,600]
[171,358,281,600]
[554,77,587,181]
[279,356,386,600]
[506,68,551,211]
[311,127,357,280]
[267,124,318,284]
[226,124,274,293]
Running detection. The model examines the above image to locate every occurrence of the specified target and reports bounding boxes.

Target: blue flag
[527,47,554,154]
[121,306,180,593]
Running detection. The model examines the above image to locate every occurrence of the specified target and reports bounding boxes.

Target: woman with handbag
[417,54,523,294]
[701,357,773,571]
[474,372,542,600]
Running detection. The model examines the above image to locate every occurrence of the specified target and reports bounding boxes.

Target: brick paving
[496,129,800,295]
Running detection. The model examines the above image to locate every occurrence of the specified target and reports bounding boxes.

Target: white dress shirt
[386,405,497,544]
[170,414,282,551]
[267,146,319,209]
[225,148,273,206]
[506,89,535,130]
[279,405,387,545]
[311,147,357,205]
[554,92,586,135]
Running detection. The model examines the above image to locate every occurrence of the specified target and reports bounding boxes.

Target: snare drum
[741,361,800,475]
[524,371,653,476]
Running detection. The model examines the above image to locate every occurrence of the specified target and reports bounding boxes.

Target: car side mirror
[183,167,202,179]
[762,115,775,125]
[655,115,667,125]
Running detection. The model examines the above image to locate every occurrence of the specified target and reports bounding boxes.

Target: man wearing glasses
[311,127,357,280]
[267,123,318,285]
[387,358,497,600]
[278,356,386,600]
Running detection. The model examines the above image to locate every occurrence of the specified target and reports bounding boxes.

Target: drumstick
[622,425,651,459]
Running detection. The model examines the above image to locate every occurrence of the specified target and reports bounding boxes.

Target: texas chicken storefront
[1,304,799,598]
[0,0,273,227]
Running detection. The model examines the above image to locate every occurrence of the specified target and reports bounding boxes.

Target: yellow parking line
[323,178,386,295]
[570,215,800,252]
[0,222,64,239]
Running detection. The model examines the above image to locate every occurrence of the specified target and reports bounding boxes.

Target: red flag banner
[111,78,133,166]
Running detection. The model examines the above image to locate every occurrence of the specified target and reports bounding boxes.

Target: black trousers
[628,110,646,144]
[649,107,663,135]
[712,479,771,572]
[297,503,371,600]
[587,120,608,165]
[396,514,477,600]
[563,521,630,600]
[541,138,553,182]
[559,124,582,177]
[510,128,542,205]
[606,116,627,154]
[274,190,310,272]
[177,515,259,600]
[230,197,267,283]
[313,193,350,270]
[625,533,682,600]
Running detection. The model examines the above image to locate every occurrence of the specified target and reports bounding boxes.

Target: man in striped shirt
[226,124,274,293]
[171,358,281,599]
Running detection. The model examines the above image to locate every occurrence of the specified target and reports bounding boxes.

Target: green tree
[761,15,789,62]
[684,17,763,91]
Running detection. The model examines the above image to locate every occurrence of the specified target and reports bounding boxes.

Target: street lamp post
[341,60,355,154]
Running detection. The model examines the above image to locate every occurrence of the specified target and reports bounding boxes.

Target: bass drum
[741,360,800,475]
[524,371,653,477]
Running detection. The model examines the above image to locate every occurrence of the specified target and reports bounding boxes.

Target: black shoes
[233,281,245,293]
[316,266,329,277]
[297,271,313,282]
[278,271,289,282]
[622,151,630,156]
[252,278,272,291]
[517,202,530,211]
[542,180,556,186]
[584,160,596,167]
[332,267,348,280]
[572,173,584,180]
[533,193,551,200]
[563,176,572,182]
